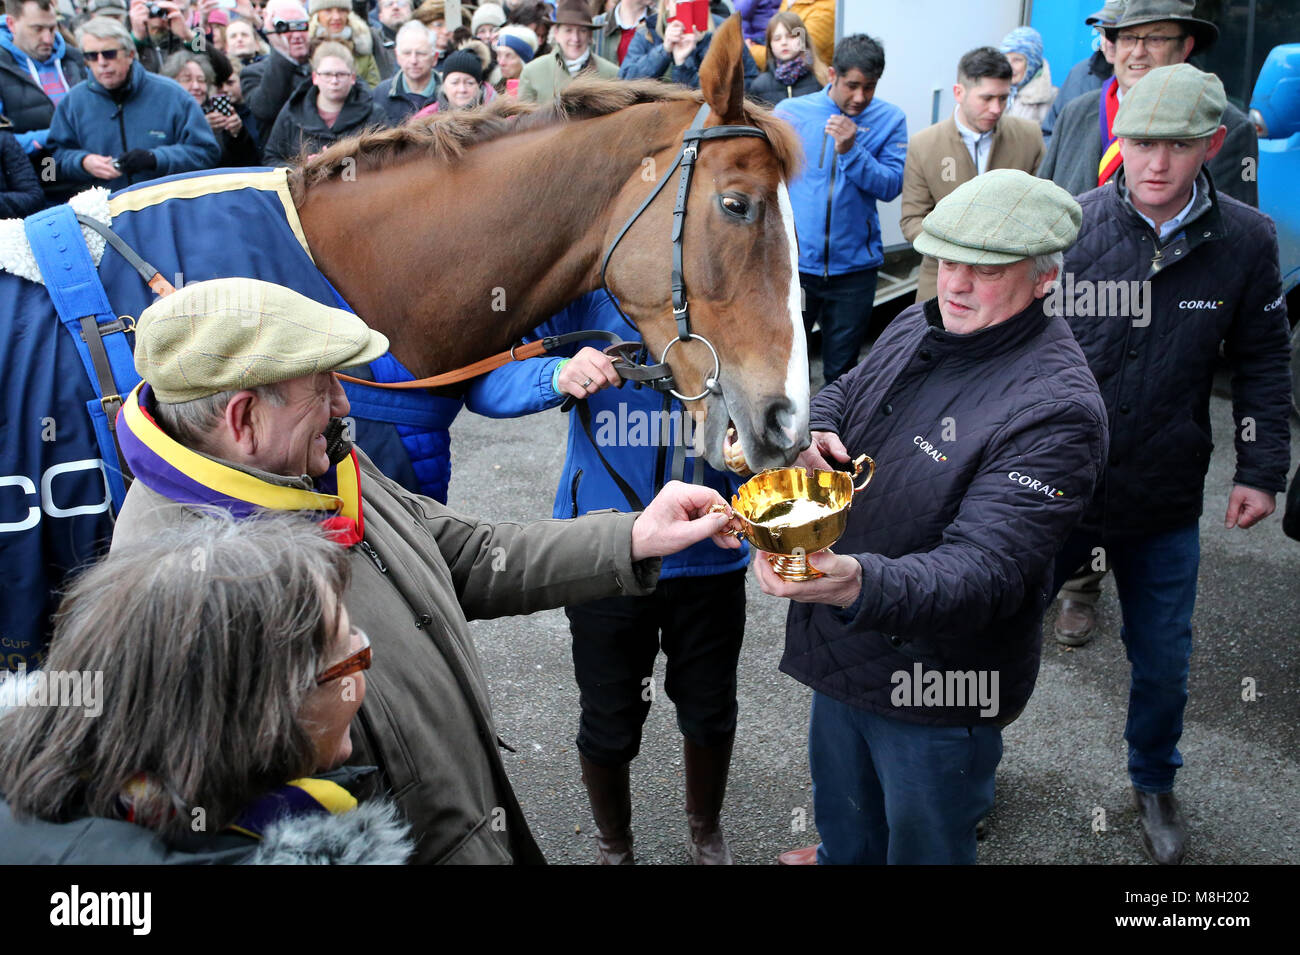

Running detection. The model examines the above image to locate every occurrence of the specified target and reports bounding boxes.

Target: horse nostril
[763,399,798,449]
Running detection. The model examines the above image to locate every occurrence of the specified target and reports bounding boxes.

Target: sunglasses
[314,627,372,686]
[83,48,126,61]
[271,19,309,33]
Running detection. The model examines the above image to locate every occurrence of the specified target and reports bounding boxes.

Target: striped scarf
[116,382,364,546]
[1097,76,1123,187]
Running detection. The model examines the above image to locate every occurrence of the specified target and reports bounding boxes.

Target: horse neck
[297,101,698,376]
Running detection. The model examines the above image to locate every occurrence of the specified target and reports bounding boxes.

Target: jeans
[1051,524,1200,792]
[800,268,878,386]
[808,692,1002,864]
[566,570,746,766]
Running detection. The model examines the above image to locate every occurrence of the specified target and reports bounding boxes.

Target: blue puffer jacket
[45,60,219,190]
[618,17,758,89]
[774,87,907,277]
[468,291,749,580]
[780,299,1109,726]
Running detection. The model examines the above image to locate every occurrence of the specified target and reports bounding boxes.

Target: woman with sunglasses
[0,516,412,864]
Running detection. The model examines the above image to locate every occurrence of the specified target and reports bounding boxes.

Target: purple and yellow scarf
[116,382,365,546]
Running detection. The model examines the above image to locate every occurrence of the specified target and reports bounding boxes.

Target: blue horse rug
[0,168,459,669]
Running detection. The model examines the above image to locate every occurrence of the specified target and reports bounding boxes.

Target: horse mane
[286,78,802,202]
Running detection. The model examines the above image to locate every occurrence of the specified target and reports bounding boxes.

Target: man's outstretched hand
[631,481,740,561]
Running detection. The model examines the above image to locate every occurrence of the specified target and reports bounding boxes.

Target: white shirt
[953,109,994,175]
[1135,181,1199,241]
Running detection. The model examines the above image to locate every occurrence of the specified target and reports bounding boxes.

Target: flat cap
[1112,63,1226,140]
[135,278,390,403]
[914,169,1082,266]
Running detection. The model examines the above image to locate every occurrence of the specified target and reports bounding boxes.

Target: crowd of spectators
[0,0,843,199]
[0,0,1290,870]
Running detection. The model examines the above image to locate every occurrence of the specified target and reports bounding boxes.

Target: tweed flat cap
[914,169,1082,266]
[135,279,390,403]
[1112,63,1226,139]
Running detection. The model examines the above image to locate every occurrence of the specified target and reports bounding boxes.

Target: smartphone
[207,93,233,115]
[506,78,519,97]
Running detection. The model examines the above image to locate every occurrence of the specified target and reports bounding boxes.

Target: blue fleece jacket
[467,291,749,580]
[0,25,75,154]
[774,86,908,276]
[46,60,219,189]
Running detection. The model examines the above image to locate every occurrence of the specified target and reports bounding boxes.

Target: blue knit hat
[495,24,537,63]
[1000,26,1044,92]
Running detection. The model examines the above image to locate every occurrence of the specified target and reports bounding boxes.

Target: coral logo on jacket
[1008,471,1065,498]
[1178,299,1223,310]
[913,435,948,463]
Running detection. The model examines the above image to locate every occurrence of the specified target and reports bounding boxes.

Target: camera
[147,4,164,17]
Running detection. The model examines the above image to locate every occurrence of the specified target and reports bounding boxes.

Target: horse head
[603,15,809,474]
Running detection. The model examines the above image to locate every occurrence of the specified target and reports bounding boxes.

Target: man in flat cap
[1039,0,1258,208]
[764,170,1109,865]
[1047,63,1291,864]
[110,278,739,865]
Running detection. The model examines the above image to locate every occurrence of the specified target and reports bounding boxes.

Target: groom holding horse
[111,277,740,864]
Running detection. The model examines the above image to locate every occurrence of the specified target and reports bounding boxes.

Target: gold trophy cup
[713,454,875,581]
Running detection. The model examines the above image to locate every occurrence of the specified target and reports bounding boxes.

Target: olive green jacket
[111,448,660,864]
[517,48,619,104]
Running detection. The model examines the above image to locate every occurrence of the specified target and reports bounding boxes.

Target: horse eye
[721,195,751,218]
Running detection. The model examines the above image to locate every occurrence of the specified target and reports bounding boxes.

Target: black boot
[580,754,634,865]
[1133,787,1187,865]
[684,734,735,865]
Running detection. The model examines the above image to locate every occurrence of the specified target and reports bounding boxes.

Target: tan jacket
[900,114,1045,302]
[112,448,660,864]
[517,48,619,104]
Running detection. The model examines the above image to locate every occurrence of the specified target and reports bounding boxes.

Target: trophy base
[768,551,825,582]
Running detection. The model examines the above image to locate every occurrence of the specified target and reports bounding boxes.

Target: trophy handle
[708,503,746,538]
[851,454,876,493]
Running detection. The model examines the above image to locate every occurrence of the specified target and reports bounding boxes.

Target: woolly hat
[440,47,484,82]
[309,0,350,12]
[495,23,538,62]
[472,2,506,33]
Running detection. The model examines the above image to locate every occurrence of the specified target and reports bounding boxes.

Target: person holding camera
[240,0,312,132]
[46,16,218,189]
[128,0,196,73]
[162,47,260,165]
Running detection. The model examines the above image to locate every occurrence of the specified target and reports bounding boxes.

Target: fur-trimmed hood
[309,12,375,57]
[248,799,413,864]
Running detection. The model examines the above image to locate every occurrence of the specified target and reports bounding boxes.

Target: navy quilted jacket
[780,299,1109,726]
[1062,175,1292,537]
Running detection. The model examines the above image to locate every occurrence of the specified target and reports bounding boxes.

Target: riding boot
[684,733,735,865]
[579,754,635,865]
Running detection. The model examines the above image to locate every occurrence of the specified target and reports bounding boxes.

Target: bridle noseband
[599,102,770,402]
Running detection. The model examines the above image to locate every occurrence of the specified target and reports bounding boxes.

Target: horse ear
[699,14,746,125]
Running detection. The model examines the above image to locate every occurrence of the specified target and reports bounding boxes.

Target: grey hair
[1032,251,1064,280]
[0,514,351,841]
[75,15,136,52]
[396,19,432,48]
[161,50,215,87]
[152,383,285,455]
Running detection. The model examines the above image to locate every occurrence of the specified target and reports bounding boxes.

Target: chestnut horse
[291,16,809,472]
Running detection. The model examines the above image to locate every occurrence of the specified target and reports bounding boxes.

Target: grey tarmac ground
[446,363,1300,867]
